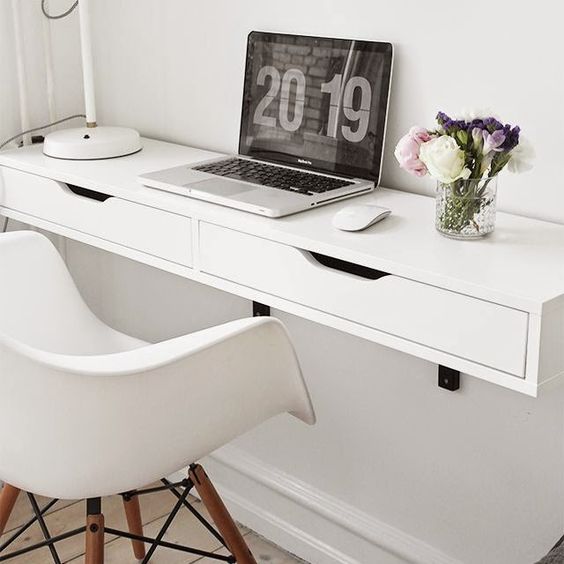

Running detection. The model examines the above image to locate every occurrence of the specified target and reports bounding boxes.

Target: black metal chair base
[0,493,78,563]
[0,478,236,563]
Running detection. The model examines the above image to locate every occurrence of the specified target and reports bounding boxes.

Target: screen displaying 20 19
[239,34,392,179]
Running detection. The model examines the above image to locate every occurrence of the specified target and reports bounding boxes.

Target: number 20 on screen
[253,66,372,143]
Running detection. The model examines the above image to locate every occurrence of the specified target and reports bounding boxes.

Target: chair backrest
[0,231,137,353]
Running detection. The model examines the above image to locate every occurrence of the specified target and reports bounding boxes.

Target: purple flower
[482,129,506,154]
[501,125,520,151]
[436,111,451,126]
[436,110,521,155]
[467,119,486,134]
[483,117,505,132]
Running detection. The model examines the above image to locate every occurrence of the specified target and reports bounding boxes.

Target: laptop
[139,32,393,218]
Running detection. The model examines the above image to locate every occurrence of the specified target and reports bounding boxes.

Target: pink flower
[409,126,432,144]
[394,126,431,177]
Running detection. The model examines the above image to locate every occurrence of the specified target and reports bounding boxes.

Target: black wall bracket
[438,365,460,391]
[252,301,271,317]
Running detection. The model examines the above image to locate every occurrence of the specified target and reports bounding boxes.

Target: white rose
[507,136,535,174]
[419,136,471,184]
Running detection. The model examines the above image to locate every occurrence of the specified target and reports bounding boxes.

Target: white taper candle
[78,0,97,126]
[10,0,31,144]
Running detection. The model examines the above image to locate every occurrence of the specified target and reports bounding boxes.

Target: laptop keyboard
[193,158,354,196]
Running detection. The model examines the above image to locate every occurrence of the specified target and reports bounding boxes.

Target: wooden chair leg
[189,464,257,564]
[122,495,146,559]
[0,484,20,537]
[85,499,104,564]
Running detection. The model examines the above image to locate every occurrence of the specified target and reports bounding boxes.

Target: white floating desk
[1,138,563,397]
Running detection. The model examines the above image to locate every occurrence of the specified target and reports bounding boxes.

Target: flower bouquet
[394,110,534,239]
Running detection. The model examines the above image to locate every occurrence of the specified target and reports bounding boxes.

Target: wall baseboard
[197,446,461,564]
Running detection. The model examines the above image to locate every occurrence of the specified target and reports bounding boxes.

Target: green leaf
[490,152,511,176]
[457,130,468,146]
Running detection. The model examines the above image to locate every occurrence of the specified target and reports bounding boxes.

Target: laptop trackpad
[190,178,255,197]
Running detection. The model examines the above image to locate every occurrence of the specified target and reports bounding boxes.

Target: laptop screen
[239,32,393,182]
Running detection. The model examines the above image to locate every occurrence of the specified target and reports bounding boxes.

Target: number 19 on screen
[253,66,372,143]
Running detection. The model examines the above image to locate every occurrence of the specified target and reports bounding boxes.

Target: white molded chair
[0,231,315,563]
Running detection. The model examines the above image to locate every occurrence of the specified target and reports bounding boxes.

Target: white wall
[20,1,564,563]
[0,2,40,147]
[0,1,82,148]
[0,3,20,143]
[87,0,564,223]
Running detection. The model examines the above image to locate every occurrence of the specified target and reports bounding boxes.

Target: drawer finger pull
[308,251,390,280]
[67,184,113,202]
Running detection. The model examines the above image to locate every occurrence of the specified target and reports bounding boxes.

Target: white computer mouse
[332,203,391,232]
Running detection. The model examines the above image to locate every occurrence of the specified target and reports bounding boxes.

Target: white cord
[0,114,86,151]
[41,0,78,20]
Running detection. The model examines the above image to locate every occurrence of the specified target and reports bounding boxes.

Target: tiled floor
[0,485,305,563]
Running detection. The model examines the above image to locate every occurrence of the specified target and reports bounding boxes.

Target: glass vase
[435,177,498,239]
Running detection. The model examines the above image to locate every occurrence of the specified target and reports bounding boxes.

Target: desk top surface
[1,138,563,313]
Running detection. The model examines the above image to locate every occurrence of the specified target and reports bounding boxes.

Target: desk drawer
[200,222,528,376]
[0,168,192,266]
